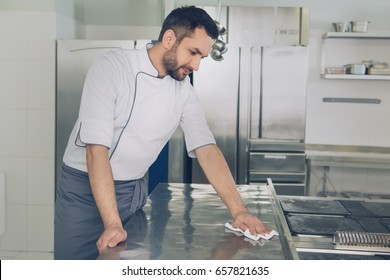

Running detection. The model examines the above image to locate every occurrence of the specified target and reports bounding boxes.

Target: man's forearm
[196,144,269,235]
[195,144,248,218]
[86,144,122,228]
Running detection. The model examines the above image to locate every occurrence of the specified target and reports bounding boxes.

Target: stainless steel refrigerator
[189,45,309,195]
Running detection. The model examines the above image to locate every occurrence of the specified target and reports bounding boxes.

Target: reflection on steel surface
[98,183,298,260]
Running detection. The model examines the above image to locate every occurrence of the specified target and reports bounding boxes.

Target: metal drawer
[249,152,306,172]
[250,182,305,196]
[249,172,306,183]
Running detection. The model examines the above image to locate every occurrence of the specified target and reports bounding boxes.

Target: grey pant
[54,164,147,260]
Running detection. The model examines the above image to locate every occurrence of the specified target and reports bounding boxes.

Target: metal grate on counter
[333,231,390,253]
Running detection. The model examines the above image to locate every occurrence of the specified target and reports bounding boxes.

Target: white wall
[56,12,86,39]
[305,30,390,146]
[302,5,390,196]
[85,25,160,40]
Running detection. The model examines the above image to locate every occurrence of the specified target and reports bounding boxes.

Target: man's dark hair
[158,6,219,43]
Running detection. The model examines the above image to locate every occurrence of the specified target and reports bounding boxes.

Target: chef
[54,5,269,260]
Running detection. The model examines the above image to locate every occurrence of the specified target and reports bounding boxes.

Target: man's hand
[96,225,127,253]
[232,212,269,236]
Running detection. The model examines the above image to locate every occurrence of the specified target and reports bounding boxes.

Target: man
[55,6,268,260]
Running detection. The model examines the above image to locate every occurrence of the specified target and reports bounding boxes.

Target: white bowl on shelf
[351,21,369,32]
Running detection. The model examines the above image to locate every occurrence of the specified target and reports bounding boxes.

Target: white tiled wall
[0,10,56,255]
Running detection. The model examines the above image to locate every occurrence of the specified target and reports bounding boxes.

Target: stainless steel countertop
[98,182,298,260]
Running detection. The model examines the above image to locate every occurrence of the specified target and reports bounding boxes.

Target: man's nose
[190,56,201,71]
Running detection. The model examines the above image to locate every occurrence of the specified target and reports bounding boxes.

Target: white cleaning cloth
[225,223,279,241]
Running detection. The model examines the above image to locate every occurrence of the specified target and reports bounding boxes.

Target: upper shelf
[323,32,390,39]
[321,32,390,80]
[321,74,390,80]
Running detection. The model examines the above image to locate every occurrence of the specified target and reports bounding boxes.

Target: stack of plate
[368,63,390,75]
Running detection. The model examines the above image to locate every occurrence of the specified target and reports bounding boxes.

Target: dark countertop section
[279,195,390,259]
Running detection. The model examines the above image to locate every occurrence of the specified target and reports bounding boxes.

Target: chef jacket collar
[143,43,159,78]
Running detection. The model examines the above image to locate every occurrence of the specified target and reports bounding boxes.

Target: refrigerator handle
[69,46,130,52]
[250,46,262,139]
[237,47,252,184]
[237,46,262,184]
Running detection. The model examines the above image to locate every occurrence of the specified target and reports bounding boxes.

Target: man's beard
[162,45,186,81]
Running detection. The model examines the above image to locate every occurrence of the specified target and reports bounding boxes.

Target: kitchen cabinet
[320,32,390,80]
[228,6,309,46]
[249,140,307,196]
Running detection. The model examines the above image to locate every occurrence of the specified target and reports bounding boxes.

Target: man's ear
[162,29,176,49]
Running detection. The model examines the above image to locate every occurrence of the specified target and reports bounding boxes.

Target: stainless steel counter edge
[306,144,390,169]
[266,178,300,260]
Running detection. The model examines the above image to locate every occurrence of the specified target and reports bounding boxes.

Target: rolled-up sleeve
[180,87,216,158]
[74,55,118,148]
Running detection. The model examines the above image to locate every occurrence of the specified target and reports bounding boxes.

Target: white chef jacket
[63,45,216,180]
